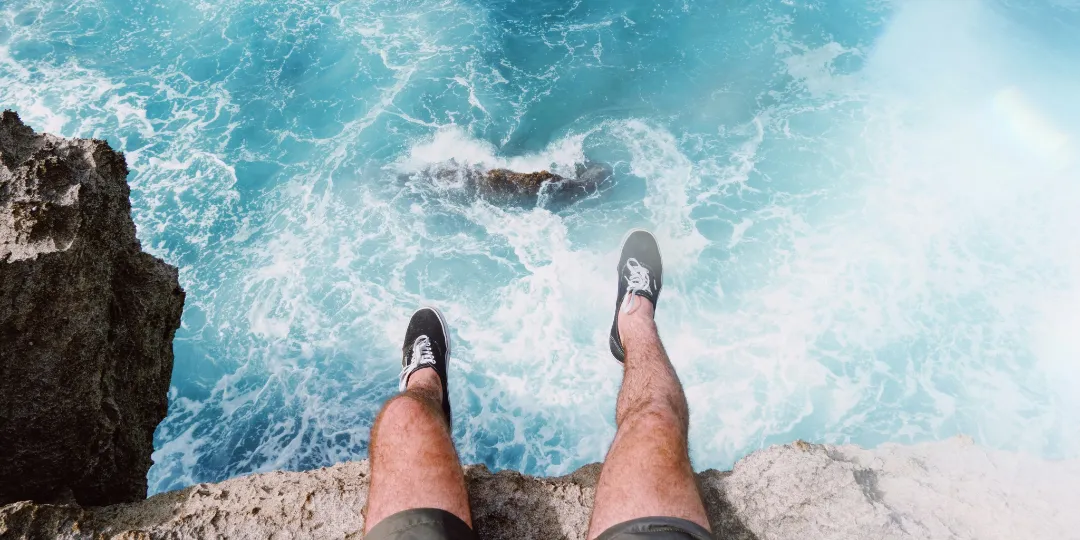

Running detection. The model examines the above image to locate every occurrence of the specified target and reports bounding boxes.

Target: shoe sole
[616,228,664,290]
[412,305,451,358]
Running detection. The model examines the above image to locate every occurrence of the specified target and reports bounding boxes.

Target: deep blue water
[2,0,1079,494]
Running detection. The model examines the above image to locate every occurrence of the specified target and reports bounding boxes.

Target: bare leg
[364,369,471,532]
[588,299,709,538]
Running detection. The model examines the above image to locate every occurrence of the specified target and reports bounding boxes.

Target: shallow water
[2,0,1079,493]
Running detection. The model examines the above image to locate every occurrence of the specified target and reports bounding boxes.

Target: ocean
[1,0,1078,494]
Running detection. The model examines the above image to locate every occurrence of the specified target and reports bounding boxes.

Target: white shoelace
[398,335,437,391]
[622,257,651,314]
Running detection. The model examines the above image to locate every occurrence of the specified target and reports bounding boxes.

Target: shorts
[364,508,713,540]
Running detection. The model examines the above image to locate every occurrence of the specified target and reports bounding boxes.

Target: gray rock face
[726,437,1079,540]
[1,438,1075,539]
[0,111,185,506]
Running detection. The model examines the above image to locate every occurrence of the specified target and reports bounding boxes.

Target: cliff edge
[0,111,185,506]
[2,437,1077,540]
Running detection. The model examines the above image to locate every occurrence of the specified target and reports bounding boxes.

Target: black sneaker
[400,307,452,426]
[609,229,663,362]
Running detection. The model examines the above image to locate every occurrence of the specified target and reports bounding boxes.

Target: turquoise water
[3,0,1079,494]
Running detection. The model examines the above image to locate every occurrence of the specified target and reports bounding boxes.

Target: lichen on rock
[0,110,185,507]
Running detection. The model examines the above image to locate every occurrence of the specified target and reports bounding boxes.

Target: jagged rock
[422,161,613,205]
[1,438,1075,539]
[481,169,562,195]
[0,111,185,506]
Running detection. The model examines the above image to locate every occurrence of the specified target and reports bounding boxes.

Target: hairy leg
[364,369,471,532]
[588,300,709,538]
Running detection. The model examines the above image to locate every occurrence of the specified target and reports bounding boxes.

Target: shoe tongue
[631,263,658,294]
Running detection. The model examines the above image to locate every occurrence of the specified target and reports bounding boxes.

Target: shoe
[400,307,452,426]
[609,229,663,362]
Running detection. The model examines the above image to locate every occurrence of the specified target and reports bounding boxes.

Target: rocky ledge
[2,437,1077,540]
[0,111,185,507]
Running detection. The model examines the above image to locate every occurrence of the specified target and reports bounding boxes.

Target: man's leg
[364,307,474,539]
[589,230,709,539]
[365,369,471,531]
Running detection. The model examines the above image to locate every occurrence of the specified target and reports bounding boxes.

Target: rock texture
[2,437,1076,540]
[0,111,185,506]
[421,161,613,205]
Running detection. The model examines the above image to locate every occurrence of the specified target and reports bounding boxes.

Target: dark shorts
[365,508,713,540]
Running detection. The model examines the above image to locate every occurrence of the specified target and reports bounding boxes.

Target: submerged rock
[481,169,562,195]
[421,161,613,205]
[1,438,1076,539]
[0,111,185,506]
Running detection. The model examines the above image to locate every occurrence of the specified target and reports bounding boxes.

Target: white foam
[399,125,589,177]
[608,120,708,264]
[782,41,862,97]
[674,0,1080,462]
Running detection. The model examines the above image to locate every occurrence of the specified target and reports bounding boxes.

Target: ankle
[405,368,442,401]
[618,295,656,336]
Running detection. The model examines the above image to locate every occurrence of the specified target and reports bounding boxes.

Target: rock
[480,169,562,197]
[420,161,613,206]
[724,437,1080,540]
[0,111,185,506]
[2,438,1076,539]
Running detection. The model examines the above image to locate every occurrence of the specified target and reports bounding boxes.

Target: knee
[373,393,446,440]
[617,397,689,435]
